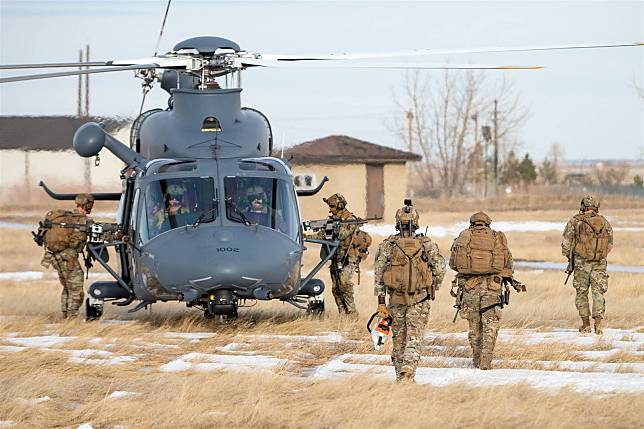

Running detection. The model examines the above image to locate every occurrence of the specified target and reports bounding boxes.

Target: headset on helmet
[580,195,600,211]
[395,199,419,232]
[75,193,95,212]
[323,193,347,210]
[469,211,492,226]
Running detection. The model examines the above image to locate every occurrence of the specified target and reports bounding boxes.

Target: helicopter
[1,36,641,321]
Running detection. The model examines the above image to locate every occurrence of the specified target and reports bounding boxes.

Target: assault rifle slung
[36,218,121,243]
[302,216,380,240]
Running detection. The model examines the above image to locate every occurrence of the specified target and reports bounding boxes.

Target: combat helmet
[580,195,600,212]
[167,184,187,196]
[395,199,419,234]
[323,193,347,211]
[469,211,492,226]
[75,193,95,213]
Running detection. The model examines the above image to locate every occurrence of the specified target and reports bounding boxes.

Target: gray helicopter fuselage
[124,157,303,304]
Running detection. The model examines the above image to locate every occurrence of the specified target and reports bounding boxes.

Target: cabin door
[366,164,384,219]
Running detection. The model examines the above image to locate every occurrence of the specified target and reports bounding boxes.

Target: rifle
[303,216,380,241]
[565,249,575,285]
[39,219,120,243]
[450,278,463,323]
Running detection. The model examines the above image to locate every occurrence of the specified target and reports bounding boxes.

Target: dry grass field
[1,200,643,428]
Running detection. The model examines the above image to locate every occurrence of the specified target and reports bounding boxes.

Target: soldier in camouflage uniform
[310,193,360,316]
[374,201,445,382]
[40,194,94,318]
[450,212,516,370]
[562,195,613,334]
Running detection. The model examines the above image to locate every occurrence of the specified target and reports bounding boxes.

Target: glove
[377,303,388,319]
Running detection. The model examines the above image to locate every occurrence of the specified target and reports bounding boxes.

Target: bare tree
[393,71,528,197]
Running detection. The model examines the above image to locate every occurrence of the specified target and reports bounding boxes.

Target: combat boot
[579,317,591,334]
[479,353,493,370]
[472,351,481,368]
[593,317,603,335]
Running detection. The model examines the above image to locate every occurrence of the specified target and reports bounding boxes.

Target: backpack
[449,226,509,275]
[382,236,433,295]
[43,209,86,253]
[350,229,372,264]
[574,213,611,261]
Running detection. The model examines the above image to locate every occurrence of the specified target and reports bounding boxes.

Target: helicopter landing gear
[85,297,104,321]
[306,295,325,314]
[204,289,238,321]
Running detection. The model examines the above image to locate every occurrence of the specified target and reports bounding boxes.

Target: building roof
[283,135,422,164]
[0,116,130,151]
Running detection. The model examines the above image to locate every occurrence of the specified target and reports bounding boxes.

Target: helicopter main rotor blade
[257,41,643,61]
[0,64,161,83]
[0,62,110,70]
[240,58,543,70]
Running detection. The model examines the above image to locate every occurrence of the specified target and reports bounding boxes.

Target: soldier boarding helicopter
[2,36,641,321]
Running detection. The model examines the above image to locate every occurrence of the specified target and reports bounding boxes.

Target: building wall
[383,163,407,223]
[291,163,367,220]
[0,150,27,189]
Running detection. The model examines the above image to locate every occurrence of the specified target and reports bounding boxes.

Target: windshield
[141,177,216,241]
[224,176,299,240]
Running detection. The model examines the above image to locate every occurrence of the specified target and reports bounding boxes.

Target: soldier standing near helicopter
[373,200,445,382]
[38,194,94,319]
[309,193,361,316]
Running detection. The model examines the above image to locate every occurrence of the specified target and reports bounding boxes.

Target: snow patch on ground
[0,421,16,428]
[18,396,50,405]
[108,391,142,399]
[312,354,644,393]
[163,332,216,341]
[0,345,27,352]
[363,221,644,238]
[0,271,43,281]
[240,332,356,344]
[160,352,286,373]
[6,335,76,348]
[77,424,94,429]
[67,349,137,365]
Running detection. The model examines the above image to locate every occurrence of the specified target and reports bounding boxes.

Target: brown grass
[1,206,643,428]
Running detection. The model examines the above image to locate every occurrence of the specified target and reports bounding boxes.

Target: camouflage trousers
[330,259,358,315]
[42,250,85,317]
[460,278,502,366]
[573,258,608,319]
[389,299,430,382]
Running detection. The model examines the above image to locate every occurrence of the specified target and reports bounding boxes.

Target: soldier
[373,201,445,382]
[40,194,94,319]
[310,193,361,316]
[449,212,518,370]
[562,195,613,334]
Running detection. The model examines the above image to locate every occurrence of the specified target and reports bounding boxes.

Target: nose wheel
[306,295,325,314]
[85,297,104,321]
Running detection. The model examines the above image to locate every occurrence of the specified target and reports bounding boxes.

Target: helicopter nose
[142,225,301,298]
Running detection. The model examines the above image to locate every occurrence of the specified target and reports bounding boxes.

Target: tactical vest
[43,210,86,253]
[574,213,611,261]
[382,236,433,297]
[348,229,372,263]
[450,226,509,275]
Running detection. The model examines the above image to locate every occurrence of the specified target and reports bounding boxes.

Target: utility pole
[77,49,83,117]
[493,98,499,194]
[84,44,90,117]
[471,112,479,193]
[406,110,414,195]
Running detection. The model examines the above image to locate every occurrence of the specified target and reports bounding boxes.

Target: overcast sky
[1,1,642,160]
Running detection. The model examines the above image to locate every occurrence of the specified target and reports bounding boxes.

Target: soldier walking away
[308,193,366,316]
[38,194,94,319]
[562,195,613,334]
[374,200,445,382]
[449,212,524,370]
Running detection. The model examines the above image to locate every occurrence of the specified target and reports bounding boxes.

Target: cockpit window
[224,176,299,240]
[142,177,216,241]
